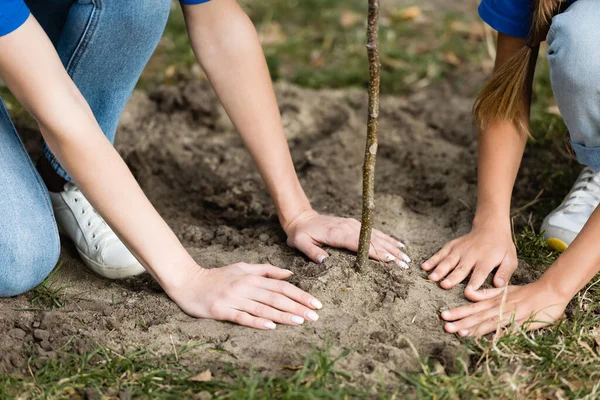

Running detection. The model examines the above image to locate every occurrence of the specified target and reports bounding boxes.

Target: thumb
[293,233,329,264]
[493,254,518,288]
[464,286,506,302]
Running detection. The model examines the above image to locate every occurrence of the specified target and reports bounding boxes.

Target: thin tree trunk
[355,0,381,271]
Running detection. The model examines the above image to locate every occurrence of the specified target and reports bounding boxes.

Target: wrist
[538,257,586,301]
[155,255,206,295]
[472,206,511,232]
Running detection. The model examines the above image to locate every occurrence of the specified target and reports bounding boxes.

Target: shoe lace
[563,167,600,213]
[70,186,115,250]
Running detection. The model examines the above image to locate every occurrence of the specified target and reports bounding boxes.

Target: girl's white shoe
[49,183,146,279]
[541,167,600,252]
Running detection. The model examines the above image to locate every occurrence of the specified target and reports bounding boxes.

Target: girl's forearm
[473,33,534,231]
[0,17,195,291]
[541,207,600,299]
[183,1,311,226]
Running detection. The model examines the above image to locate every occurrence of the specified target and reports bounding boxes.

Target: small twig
[170,334,179,361]
[355,0,381,271]
[510,189,544,217]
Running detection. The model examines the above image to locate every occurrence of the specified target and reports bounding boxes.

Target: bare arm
[182,0,408,266]
[423,33,536,291]
[0,15,322,329]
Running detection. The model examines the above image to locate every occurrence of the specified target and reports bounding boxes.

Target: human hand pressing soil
[440,282,568,337]
[283,209,410,268]
[167,262,322,330]
[422,221,517,290]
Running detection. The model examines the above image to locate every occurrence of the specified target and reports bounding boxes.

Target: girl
[0,0,409,330]
[422,0,600,336]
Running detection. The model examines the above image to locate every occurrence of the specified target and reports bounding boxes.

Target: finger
[372,240,411,268]
[493,254,518,288]
[222,309,277,330]
[373,229,405,249]
[428,252,460,282]
[243,300,311,326]
[465,259,500,291]
[440,258,476,289]
[422,242,454,271]
[293,233,329,264]
[250,289,319,322]
[445,304,516,335]
[464,285,508,302]
[461,311,520,337]
[240,264,294,279]
[256,277,323,310]
[440,299,495,322]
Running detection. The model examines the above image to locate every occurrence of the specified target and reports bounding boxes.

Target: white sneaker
[49,183,146,279]
[541,167,600,252]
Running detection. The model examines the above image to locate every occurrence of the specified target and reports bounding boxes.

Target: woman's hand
[441,282,569,337]
[283,209,410,267]
[422,223,517,290]
[167,262,323,330]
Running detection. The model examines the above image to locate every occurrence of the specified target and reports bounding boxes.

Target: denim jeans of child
[547,0,600,169]
[0,0,170,296]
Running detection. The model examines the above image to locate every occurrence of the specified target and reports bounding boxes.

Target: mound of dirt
[1,80,504,381]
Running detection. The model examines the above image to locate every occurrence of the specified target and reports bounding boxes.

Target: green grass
[26,263,69,311]
[0,344,391,399]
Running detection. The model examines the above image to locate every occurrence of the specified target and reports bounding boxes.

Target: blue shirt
[0,0,210,37]
[479,0,576,38]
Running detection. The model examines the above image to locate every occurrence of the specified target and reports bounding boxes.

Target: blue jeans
[548,0,600,170]
[0,0,170,296]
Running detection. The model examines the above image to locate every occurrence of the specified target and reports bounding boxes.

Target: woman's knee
[109,0,171,45]
[0,226,60,298]
[547,0,600,92]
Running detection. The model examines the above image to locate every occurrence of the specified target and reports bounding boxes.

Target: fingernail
[317,255,327,264]
[429,273,438,280]
[421,262,430,269]
[466,285,474,291]
[445,323,456,332]
[311,299,323,310]
[306,310,319,321]
[291,315,304,325]
[283,269,294,275]
[398,261,409,269]
[459,329,469,337]
[264,321,276,330]
[496,279,506,287]
[385,253,396,262]
[441,311,451,319]
[441,280,449,287]
[398,241,406,248]
[400,253,411,263]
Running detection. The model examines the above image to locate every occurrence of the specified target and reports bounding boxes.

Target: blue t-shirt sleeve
[179,0,211,4]
[0,0,31,37]
[478,0,532,38]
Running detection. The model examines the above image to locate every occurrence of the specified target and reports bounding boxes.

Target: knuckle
[252,303,266,316]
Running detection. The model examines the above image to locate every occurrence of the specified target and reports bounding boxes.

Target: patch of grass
[403,278,600,399]
[515,227,560,266]
[28,263,68,310]
[0,344,391,399]
[143,2,488,94]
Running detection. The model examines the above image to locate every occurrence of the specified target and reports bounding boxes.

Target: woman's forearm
[183,1,311,226]
[0,16,195,290]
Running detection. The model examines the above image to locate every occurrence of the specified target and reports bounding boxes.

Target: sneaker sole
[77,248,146,280]
[546,238,569,253]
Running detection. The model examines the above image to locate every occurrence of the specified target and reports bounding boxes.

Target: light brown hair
[473,0,564,133]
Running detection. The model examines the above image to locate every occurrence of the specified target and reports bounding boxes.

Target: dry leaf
[189,369,213,382]
[260,22,286,46]
[164,65,176,79]
[281,365,304,371]
[339,9,362,28]
[443,51,460,66]
[394,6,422,21]
[546,104,561,116]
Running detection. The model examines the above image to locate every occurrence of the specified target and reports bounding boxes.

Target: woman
[0,0,409,329]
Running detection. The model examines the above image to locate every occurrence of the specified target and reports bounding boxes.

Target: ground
[1,0,600,399]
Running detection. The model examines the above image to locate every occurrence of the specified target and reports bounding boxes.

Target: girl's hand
[422,224,517,290]
[283,209,410,267]
[441,282,569,337]
[168,263,322,330]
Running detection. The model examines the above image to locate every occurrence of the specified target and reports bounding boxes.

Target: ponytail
[473,0,564,133]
